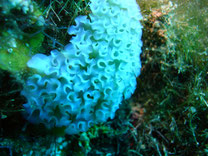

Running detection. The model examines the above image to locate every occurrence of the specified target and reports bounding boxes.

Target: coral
[21,0,143,135]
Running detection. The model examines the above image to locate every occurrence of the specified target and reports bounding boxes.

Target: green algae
[0,31,44,74]
[132,0,208,155]
[0,0,45,74]
[0,0,207,155]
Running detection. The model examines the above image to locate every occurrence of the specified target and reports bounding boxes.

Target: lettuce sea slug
[21,0,143,134]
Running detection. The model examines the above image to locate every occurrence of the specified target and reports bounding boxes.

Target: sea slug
[21,0,143,134]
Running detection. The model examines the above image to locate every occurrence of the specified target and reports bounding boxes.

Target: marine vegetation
[0,0,45,74]
[0,0,207,155]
